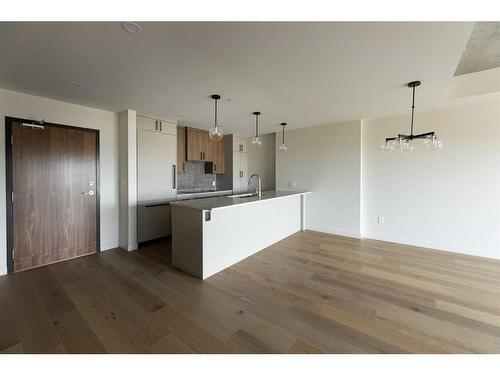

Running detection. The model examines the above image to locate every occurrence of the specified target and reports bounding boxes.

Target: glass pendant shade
[399,139,414,153]
[209,125,224,141]
[279,122,288,152]
[251,136,262,146]
[381,140,396,153]
[251,112,263,147]
[426,135,443,151]
[209,94,224,141]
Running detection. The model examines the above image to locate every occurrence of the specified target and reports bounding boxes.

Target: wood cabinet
[213,139,225,174]
[186,127,225,174]
[137,115,176,135]
[187,127,211,161]
[177,126,186,173]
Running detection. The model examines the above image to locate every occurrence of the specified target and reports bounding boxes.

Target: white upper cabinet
[137,115,176,135]
[232,136,248,153]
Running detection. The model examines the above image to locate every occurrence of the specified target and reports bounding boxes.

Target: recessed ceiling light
[121,22,143,34]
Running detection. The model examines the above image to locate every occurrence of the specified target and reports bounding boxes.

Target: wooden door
[202,131,213,161]
[10,121,98,272]
[177,126,186,173]
[186,127,203,161]
[213,138,225,174]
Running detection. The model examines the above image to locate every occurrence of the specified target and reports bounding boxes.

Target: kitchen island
[170,190,310,279]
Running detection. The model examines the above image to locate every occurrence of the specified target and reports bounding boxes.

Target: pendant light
[251,111,263,146]
[209,94,224,141]
[279,122,288,152]
[381,81,442,153]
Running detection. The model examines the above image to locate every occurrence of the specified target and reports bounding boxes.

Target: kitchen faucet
[248,174,262,197]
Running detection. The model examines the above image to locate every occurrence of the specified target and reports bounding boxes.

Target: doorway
[5,117,100,272]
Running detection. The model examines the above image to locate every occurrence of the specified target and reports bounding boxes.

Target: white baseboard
[101,241,120,251]
[362,232,500,261]
[0,265,7,276]
[307,226,362,239]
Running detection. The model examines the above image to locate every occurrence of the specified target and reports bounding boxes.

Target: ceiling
[0,22,473,136]
[455,22,500,76]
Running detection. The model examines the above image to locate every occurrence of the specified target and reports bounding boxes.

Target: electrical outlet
[377,216,384,224]
[212,181,216,186]
[289,181,296,187]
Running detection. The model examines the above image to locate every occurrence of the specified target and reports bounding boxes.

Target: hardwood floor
[1,230,500,353]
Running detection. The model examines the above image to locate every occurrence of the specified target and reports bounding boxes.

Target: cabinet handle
[172,165,176,189]
[200,152,203,160]
[182,162,185,171]
[214,164,217,172]
[160,122,162,131]
[155,121,158,131]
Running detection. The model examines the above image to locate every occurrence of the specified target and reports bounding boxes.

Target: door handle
[172,165,176,189]
[200,152,203,160]
[82,190,95,195]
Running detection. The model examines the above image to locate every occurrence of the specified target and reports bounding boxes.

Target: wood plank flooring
[1,230,500,353]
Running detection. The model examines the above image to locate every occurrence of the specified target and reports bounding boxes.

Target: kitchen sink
[227,193,256,198]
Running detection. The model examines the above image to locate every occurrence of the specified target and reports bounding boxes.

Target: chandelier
[381,81,442,153]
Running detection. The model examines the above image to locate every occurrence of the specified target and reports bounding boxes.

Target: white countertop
[170,190,310,210]
[176,190,232,200]
[138,190,233,206]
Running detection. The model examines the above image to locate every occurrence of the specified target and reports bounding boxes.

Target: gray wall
[276,120,362,238]
[248,133,276,191]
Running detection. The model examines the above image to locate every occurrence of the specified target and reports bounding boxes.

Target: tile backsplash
[177,161,216,192]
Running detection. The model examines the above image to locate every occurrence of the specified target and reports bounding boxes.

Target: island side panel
[171,205,204,278]
[202,194,302,279]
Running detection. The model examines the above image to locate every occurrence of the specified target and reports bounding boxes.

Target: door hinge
[11,192,14,202]
[12,248,15,259]
[11,134,13,145]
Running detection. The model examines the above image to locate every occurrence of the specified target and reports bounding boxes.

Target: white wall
[119,110,138,251]
[276,121,362,238]
[362,93,500,259]
[0,88,120,275]
[248,133,276,190]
